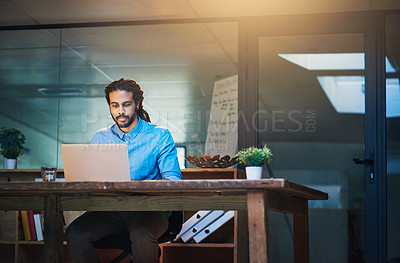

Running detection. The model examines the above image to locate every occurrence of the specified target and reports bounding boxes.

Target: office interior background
[0,1,399,262]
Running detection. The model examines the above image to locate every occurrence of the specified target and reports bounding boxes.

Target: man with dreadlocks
[66,78,182,263]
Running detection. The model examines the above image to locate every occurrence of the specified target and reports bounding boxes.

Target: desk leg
[237,210,249,263]
[293,200,309,263]
[247,190,269,263]
[44,194,63,263]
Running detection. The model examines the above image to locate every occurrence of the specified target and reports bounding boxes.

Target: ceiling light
[279,53,396,72]
[317,76,400,117]
[38,88,83,96]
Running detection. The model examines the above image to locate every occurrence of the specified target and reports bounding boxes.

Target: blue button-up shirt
[90,117,182,181]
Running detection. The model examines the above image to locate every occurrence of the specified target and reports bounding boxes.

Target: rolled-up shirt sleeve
[156,130,182,180]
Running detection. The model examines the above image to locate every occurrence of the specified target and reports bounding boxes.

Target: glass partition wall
[0,29,61,168]
[0,22,239,169]
[386,14,400,263]
[238,14,384,262]
[257,33,366,263]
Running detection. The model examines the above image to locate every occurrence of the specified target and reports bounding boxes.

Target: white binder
[174,210,212,241]
[193,210,235,243]
[181,210,225,243]
[33,214,44,241]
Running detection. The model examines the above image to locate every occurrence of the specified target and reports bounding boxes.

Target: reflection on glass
[0,29,61,168]
[317,76,400,117]
[317,76,365,114]
[259,34,365,262]
[386,14,400,263]
[57,23,238,167]
[387,78,400,118]
[0,23,239,169]
[279,53,395,72]
[278,51,400,117]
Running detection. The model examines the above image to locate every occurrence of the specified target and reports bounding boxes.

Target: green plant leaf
[236,145,272,167]
[0,126,26,158]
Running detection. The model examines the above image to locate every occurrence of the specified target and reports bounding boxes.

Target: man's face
[109,90,138,131]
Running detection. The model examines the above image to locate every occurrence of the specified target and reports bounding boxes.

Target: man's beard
[113,112,136,129]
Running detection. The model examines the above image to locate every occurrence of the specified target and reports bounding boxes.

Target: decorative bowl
[185,154,238,168]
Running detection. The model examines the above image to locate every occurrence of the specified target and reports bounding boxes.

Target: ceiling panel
[206,22,239,42]
[61,24,218,47]
[187,0,371,17]
[1,0,399,28]
[5,0,196,24]
[372,0,400,10]
[0,1,35,26]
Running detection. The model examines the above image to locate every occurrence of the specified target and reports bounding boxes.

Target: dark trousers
[66,211,169,263]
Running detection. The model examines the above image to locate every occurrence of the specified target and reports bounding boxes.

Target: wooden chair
[93,211,183,263]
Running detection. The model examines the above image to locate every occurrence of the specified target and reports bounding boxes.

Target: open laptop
[61,144,131,182]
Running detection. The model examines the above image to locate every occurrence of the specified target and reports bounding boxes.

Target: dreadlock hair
[105,78,151,123]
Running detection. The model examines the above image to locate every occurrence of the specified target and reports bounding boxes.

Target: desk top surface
[0,179,328,200]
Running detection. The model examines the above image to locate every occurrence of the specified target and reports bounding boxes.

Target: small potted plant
[0,126,26,169]
[236,145,273,179]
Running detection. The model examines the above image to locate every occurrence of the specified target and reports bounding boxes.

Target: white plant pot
[4,158,17,169]
[245,166,263,180]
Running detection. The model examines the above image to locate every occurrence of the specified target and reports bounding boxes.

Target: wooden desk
[0,179,327,263]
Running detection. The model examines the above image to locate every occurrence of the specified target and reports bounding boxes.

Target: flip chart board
[205,75,238,157]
